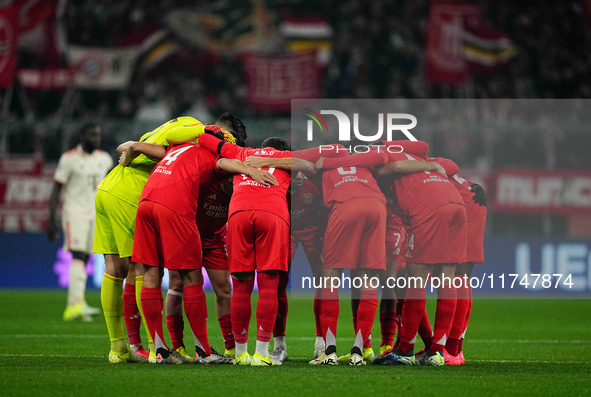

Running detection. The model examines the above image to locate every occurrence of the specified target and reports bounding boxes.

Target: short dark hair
[262,137,291,151]
[80,122,99,137]
[216,112,247,145]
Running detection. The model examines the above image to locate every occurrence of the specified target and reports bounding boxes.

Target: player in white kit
[48,123,113,321]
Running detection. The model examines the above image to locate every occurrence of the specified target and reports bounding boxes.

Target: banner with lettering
[0,156,54,232]
[0,2,20,87]
[493,169,591,214]
[243,51,320,110]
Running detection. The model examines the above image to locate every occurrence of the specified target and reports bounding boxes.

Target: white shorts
[62,213,95,254]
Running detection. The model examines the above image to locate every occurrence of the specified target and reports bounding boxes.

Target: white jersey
[54,145,113,220]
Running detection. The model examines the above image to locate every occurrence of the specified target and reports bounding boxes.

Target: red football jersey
[450,174,487,220]
[428,156,486,220]
[290,177,326,231]
[294,146,387,208]
[197,179,231,238]
[382,152,464,223]
[199,133,291,224]
[140,142,218,220]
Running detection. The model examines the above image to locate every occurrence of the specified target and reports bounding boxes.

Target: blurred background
[1,0,590,293]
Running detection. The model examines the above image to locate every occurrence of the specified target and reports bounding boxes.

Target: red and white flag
[243,51,320,110]
[17,0,66,67]
[425,1,516,84]
[425,1,480,85]
[0,2,20,87]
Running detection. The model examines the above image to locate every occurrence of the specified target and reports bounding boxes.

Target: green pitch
[0,290,590,396]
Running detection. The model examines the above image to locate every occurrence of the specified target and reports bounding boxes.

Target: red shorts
[132,200,202,270]
[465,214,486,264]
[385,210,406,264]
[405,203,467,264]
[323,197,386,270]
[201,234,229,271]
[290,225,322,265]
[227,210,289,273]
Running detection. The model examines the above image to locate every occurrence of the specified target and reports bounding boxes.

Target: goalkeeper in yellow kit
[93,117,208,363]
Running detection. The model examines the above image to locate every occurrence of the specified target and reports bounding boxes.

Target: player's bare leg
[231,271,255,365]
[63,250,94,321]
[205,267,234,356]
[101,254,130,362]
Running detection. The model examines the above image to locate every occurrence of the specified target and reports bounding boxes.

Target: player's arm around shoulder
[317,147,388,171]
[197,132,245,160]
[118,141,167,166]
[375,158,446,178]
[216,158,279,187]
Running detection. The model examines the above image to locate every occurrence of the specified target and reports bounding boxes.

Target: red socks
[418,308,433,350]
[256,272,280,343]
[165,289,184,350]
[218,314,234,351]
[231,277,254,344]
[461,285,473,352]
[431,286,457,352]
[141,287,166,349]
[380,311,397,347]
[166,314,184,351]
[123,283,142,346]
[351,298,359,333]
[319,288,339,349]
[313,288,322,337]
[273,272,289,338]
[398,287,426,354]
[183,284,211,355]
[355,290,378,350]
[447,279,470,356]
[393,298,405,349]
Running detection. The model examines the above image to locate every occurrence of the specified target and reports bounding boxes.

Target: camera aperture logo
[304,108,329,136]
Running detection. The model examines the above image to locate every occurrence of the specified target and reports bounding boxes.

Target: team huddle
[71,113,485,367]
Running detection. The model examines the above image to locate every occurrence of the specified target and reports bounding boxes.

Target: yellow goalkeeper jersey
[97,117,203,207]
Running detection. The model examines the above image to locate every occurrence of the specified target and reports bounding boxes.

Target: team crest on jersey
[303,193,314,205]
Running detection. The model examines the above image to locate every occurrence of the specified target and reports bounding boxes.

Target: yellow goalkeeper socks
[101,273,126,353]
[135,275,154,350]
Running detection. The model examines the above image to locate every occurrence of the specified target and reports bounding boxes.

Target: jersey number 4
[162,146,193,165]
